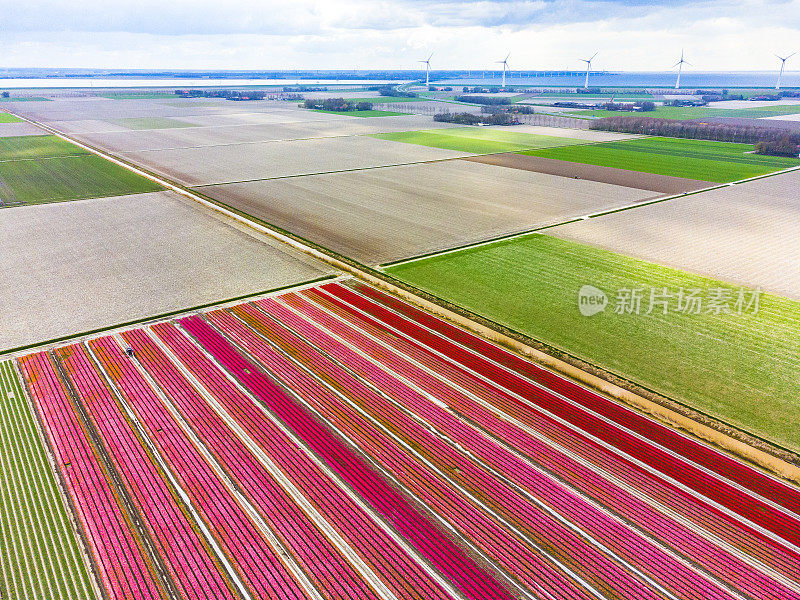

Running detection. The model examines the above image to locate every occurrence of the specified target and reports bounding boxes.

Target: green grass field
[0,154,163,205]
[1,361,99,600]
[0,97,51,103]
[522,137,799,182]
[311,109,411,117]
[373,127,586,154]
[100,92,177,100]
[0,113,23,123]
[341,96,423,103]
[0,135,88,161]
[111,117,195,130]
[572,104,800,120]
[387,234,800,451]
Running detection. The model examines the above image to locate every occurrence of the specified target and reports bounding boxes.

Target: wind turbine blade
[590,52,598,61]
[428,52,434,61]
[672,61,682,67]
[684,60,692,66]
[505,53,510,62]
[788,52,797,60]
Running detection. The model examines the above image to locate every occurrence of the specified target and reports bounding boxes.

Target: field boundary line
[380,161,800,268]
[14,110,800,485]
[0,276,336,359]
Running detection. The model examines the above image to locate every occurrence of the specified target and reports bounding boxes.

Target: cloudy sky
[0,0,798,71]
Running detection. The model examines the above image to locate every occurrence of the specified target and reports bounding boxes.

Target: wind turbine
[673,49,691,89]
[580,52,598,89]
[496,53,510,88]
[419,53,433,86]
[775,52,796,89]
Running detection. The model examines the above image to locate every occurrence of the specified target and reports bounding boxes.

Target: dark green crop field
[387,234,800,451]
[522,137,799,182]
[0,135,88,161]
[0,154,162,205]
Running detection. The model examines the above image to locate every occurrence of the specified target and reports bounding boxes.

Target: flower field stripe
[302,287,800,598]
[323,282,800,547]
[53,342,236,600]
[292,289,800,600]
[146,321,461,600]
[208,306,602,600]
[89,334,278,600]
[118,326,336,600]
[0,360,98,600]
[315,284,800,585]
[180,313,518,600]
[117,328,389,600]
[252,296,707,600]
[17,351,165,600]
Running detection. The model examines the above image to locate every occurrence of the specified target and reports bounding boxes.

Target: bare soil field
[0,122,48,138]
[694,116,800,131]
[73,115,458,153]
[466,153,714,194]
[546,170,800,298]
[201,159,653,263]
[123,135,472,186]
[0,190,332,351]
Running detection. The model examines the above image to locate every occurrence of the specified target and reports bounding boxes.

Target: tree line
[590,115,800,150]
[303,98,374,112]
[433,112,519,125]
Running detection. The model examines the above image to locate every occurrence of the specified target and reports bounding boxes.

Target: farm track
[12,280,800,600]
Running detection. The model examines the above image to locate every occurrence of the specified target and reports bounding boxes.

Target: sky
[0,0,798,71]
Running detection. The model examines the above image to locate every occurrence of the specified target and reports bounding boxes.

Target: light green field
[373,127,586,154]
[311,109,410,118]
[341,96,423,103]
[100,92,177,100]
[387,234,800,451]
[0,361,99,600]
[112,117,196,130]
[522,137,799,182]
[0,97,51,103]
[0,113,23,123]
[0,154,162,205]
[0,135,88,161]
[572,104,800,120]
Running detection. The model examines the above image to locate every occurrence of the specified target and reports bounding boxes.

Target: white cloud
[0,0,797,70]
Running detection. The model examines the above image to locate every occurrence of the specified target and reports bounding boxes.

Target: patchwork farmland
[7,280,800,600]
[3,91,799,600]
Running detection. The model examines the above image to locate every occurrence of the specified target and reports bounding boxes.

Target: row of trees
[755,137,800,157]
[454,95,512,105]
[590,115,800,146]
[174,89,302,101]
[433,112,520,125]
[369,85,417,98]
[303,98,373,112]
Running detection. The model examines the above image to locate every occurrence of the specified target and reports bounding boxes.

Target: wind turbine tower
[775,52,796,89]
[580,52,598,89]
[497,53,510,88]
[673,50,690,89]
[419,53,433,86]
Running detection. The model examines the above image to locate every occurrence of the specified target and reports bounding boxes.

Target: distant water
[0,71,797,89]
[442,71,800,89]
[0,78,407,89]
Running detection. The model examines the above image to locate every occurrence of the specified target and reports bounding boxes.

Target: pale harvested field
[0,191,332,351]
[202,159,653,263]
[74,114,458,153]
[0,122,48,138]
[707,99,800,109]
[124,135,472,186]
[547,170,800,298]
[764,113,800,121]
